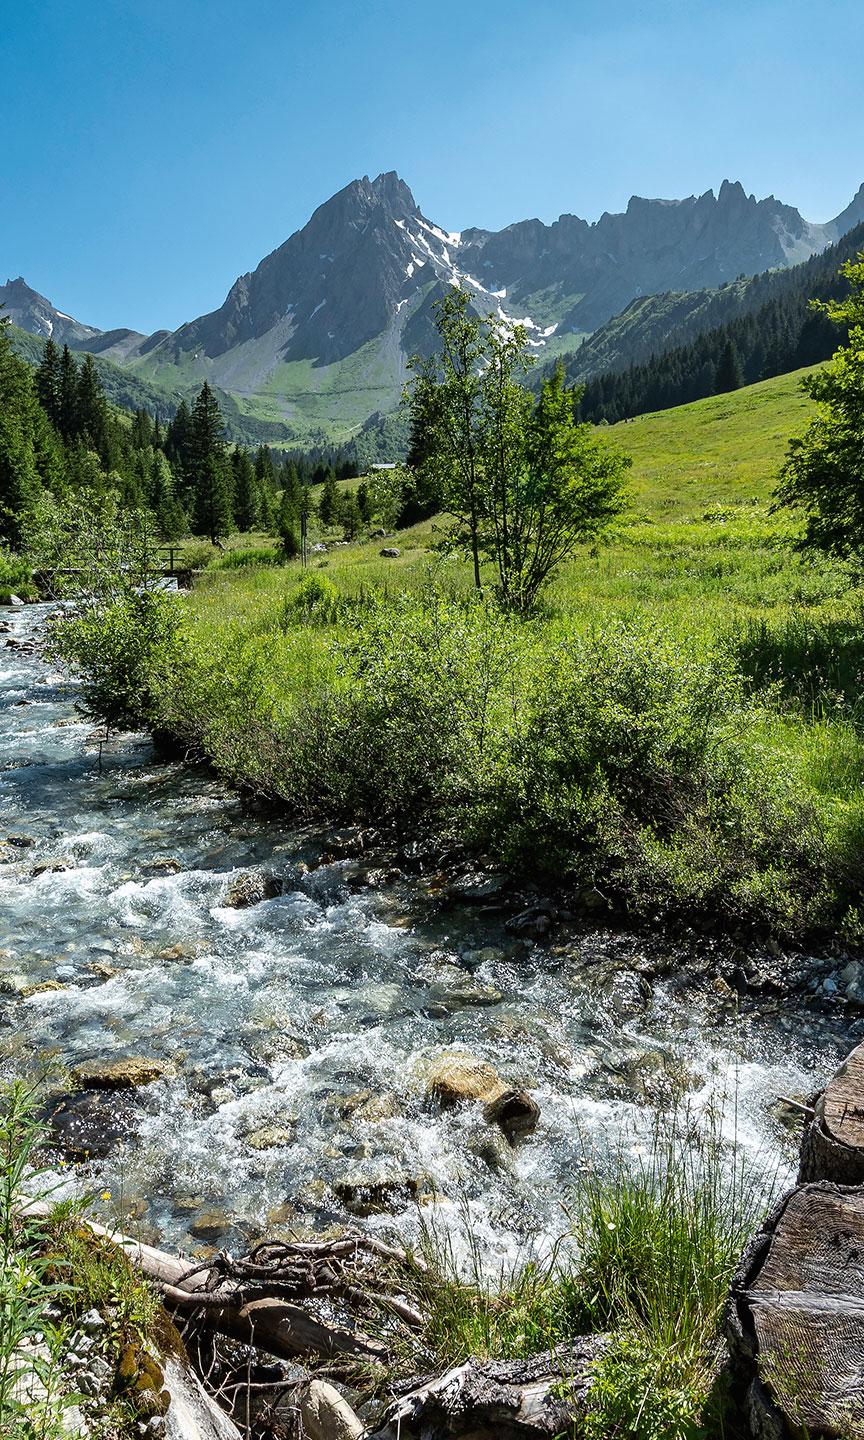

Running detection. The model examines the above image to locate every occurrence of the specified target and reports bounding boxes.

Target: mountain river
[0,602,851,1266]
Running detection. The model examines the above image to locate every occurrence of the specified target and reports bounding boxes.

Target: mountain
[6,173,864,444]
[561,218,864,384]
[0,276,105,346]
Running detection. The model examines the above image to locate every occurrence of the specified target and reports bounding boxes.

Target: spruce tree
[317,470,339,527]
[35,338,62,428]
[340,490,362,539]
[356,479,371,524]
[190,382,233,543]
[76,353,108,455]
[231,447,259,532]
[715,340,744,393]
[58,345,79,441]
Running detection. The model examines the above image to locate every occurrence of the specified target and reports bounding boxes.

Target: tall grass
[406,1100,771,1439]
[0,1082,71,1440]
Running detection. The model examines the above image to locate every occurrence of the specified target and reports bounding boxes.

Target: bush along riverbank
[52,575,864,948]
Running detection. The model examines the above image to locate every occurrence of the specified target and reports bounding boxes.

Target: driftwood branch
[22,1199,401,1368]
[370,1339,607,1440]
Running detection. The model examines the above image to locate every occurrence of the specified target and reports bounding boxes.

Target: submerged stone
[74,1058,172,1090]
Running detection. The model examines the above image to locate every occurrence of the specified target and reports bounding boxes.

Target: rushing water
[0,603,851,1264]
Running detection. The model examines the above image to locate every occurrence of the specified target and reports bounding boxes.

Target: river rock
[189,1208,233,1242]
[297,1380,364,1440]
[223,870,282,908]
[447,871,509,904]
[334,1170,421,1216]
[46,1088,137,1159]
[243,1124,295,1151]
[145,857,183,876]
[73,1057,172,1090]
[327,1089,400,1124]
[506,905,554,939]
[426,1053,540,1143]
[839,959,864,1006]
[423,965,504,1015]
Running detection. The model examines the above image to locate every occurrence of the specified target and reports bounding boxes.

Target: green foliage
[776,252,864,559]
[0,1080,73,1439]
[190,383,233,543]
[47,1226,156,1350]
[51,589,182,731]
[317,469,339,527]
[214,544,280,570]
[404,1102,765,1440]
[573,1104,767,1439]
[0,548,35,602]
[407,289,630,609]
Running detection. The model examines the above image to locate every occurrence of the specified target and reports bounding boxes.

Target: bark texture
[798,1041,864,1185]
[728,1182,864,1438]
[371,1339,605,1440]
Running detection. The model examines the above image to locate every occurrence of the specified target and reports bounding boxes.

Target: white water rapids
[0,603,850,1267]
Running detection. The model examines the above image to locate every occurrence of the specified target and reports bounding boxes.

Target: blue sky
[4,0,863,333]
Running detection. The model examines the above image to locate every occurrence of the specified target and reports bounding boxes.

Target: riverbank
[1,601,853,1253]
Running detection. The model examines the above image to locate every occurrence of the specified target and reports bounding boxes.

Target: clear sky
[3,0,862,334]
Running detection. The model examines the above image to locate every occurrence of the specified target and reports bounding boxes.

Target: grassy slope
[298,366,828,635]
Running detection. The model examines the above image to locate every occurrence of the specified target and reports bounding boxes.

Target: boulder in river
[45,1088,138,1159]
[426,1053,540,1143]
[74,1057,172,1090]
[334,1170,422,1216]
[223,871,282,908]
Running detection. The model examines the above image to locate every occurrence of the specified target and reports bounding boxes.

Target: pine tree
[190,382,233,543]
[151,451,187,540]
[356,479,371,525]
[340,490,362,539]
[318,470,339,527]
[35,339,62,427]
[231,447,259,532]
[58,345,79,441]
[76,353,109,455]
[715,340,744,393]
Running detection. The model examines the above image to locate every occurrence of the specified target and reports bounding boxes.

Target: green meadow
[61,364,864,942]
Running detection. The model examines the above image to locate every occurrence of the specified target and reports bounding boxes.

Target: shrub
[0,1081,73,1435]
[480,621,834,933]
[0,548,35,602]
[49,589,183,732]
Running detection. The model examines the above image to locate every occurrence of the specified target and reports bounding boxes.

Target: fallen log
[370,1339,606,1440]
[21,1200,391,1368]
[798,1041,864,1184]
[727,1181,864,1438]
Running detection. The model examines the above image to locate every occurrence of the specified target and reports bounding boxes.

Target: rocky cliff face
[6,173,864,439]
[0,276,103,346]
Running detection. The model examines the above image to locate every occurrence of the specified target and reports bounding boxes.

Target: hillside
[614,364,818,516]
